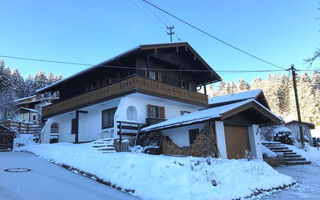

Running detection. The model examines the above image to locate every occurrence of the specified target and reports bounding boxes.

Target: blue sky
[0,0,319,84]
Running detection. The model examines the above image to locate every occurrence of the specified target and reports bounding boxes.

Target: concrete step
[285,158,306,161]
[92,145,106,148]
[268,147,289,150]
[284,154,301,158]
[272,149,293,153]
[286,160,311,165]
[283,152,297,155]
[97,148,115,151]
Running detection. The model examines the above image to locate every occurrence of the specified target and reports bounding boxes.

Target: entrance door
[224,126,251,159]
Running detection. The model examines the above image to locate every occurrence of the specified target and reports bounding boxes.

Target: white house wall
[115,93,202,125]
[161,124,205,147]
[41,93,204,143]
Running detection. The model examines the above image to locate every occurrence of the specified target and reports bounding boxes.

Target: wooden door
[224,126,251,159]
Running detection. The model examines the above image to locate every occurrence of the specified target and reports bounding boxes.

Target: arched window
[50,122,59,133]
[126,106,137,121]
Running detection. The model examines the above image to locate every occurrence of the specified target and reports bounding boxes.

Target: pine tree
[237,78,250,92]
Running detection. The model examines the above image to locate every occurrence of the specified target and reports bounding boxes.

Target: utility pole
[167,26,175,42]
[291,64,304,147]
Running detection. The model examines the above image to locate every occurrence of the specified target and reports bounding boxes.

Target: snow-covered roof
[209,89,262,105]
[285,120,315,129]
[14,95,37,103]
[37,42,221,93]
[142,99,282,132]
[16,107,39,113]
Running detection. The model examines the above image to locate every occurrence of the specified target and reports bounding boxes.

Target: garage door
[224,126,251,159]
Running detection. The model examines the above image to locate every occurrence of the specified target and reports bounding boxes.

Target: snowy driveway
[0,152,139,200]
[261,165,320,200]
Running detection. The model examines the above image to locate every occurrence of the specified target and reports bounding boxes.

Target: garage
[224,125,251,159]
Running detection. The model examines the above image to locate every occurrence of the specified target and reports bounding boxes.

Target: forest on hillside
[0,59,62,120]
[208,71,320,126]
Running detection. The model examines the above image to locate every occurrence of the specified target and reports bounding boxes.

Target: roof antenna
[167,26,175,42]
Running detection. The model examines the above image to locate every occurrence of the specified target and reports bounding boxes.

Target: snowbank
[14,134,36,148]
[16,143,294,200]
[261,145,277,158]
[286,144,320,167]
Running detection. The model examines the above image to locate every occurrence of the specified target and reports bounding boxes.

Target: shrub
[273,131,294,145]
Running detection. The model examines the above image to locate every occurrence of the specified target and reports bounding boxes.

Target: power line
[0,54,289,73]
[141,0,287,70]
[131,0,181,41]
[129,0,167,33]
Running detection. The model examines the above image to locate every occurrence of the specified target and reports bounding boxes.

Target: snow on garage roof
[209,89,262,105]
[142,99,282,132]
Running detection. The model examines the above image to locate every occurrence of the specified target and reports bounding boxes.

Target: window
[147,104,165,119]
[182,81,189,89]
[50,122,59,133]
[32,115,36,121]
[148,71,162,82]
[127,106,138,121]
[149,71,157,80]
[189,129,199,145]
[102,107,117,129]
[180,111,190,115]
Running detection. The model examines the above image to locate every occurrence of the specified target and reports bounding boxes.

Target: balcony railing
[42,76,208,118]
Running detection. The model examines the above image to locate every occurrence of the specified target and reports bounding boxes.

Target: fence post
[18,122,21,133]
[26,123,29,134]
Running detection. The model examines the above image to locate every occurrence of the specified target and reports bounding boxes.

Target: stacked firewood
[160,122,220,157]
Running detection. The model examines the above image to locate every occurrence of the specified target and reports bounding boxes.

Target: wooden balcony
[42,76,208,119]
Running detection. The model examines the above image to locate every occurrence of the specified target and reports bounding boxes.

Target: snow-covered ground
[0,152,138,200]
[261,165,320,200]
[15,143,294,200]
[286,143,320,167]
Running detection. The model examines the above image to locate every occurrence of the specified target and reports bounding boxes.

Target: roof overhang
[142,99,282,132]
[37,42,221,93]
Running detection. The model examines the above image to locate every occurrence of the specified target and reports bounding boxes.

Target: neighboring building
[285,120,315,144]
[14,95,58,123]
[142,90,282,159]
[260,120,315,145]
[38,42,221,144]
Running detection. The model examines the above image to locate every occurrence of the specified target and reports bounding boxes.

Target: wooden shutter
[147,104,152,118]
[188,82,193,91]
[159,106,165,119]
[157,72,162,82]
[71,118,78,134]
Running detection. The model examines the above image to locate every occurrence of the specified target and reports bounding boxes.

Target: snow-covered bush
[273,126,294,145]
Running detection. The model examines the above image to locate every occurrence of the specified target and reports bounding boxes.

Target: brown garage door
[224,126,251,159]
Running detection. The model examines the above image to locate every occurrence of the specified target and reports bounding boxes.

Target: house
[38,42,221,144]
[142,90,282,159]
[285,120,314,144]
[37,42,282,160]
[14,95,58,123]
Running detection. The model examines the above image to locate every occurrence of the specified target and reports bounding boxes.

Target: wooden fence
[0,121,42,134]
